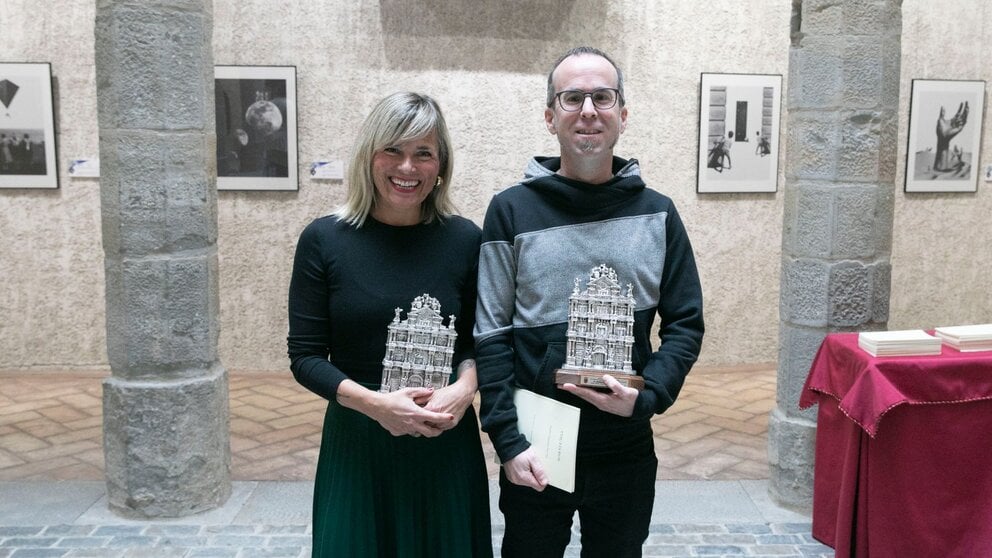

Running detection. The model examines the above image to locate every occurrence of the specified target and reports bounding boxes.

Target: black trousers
[498,446,658,558]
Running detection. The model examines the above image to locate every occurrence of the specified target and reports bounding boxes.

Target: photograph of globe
[245,98,283,137]
[215,77,290,179]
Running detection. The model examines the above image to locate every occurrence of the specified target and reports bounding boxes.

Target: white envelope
[513,389,580,493]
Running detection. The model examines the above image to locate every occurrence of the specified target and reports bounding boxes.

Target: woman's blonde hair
[334,92,455,226]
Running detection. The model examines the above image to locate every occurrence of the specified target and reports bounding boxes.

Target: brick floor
[0,365,776,482]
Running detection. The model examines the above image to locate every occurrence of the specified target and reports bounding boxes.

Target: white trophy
[555,264,645,391]
[379,294,457,392]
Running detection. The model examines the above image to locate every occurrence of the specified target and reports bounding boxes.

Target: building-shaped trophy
[380,294,457,393]
[555,264,645,391]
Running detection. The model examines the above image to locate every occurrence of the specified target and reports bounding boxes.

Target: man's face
[545,54,627,161]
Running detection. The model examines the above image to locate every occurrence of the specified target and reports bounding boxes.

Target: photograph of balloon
[905,79,986,193]
[214,65,297,191]
[0,62,58,189]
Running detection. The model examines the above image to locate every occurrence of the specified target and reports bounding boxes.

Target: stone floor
[0,365,776,482]
[0,366,836,557]
[0,479,830,558]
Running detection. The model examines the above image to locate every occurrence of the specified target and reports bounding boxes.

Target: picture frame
[214,65,298,191]
[904,79,986,193]
[696,73,782,194]
[0,62,58,189]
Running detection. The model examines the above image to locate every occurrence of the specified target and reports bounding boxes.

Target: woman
[0,134,12,173]
[287,92,492,557]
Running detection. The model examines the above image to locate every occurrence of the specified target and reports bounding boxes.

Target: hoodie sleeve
[632,202,705,420]
[474,195,531,463]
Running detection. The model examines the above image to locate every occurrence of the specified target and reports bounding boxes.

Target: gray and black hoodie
[474,155,705,463]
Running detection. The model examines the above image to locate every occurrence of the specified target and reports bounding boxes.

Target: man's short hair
[545,46,625,108]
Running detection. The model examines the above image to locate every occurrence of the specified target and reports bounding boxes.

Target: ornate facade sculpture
[563,264,636,375]
[380,294,456,393]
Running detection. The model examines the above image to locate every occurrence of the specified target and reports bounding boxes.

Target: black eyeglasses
[552,88,623,112]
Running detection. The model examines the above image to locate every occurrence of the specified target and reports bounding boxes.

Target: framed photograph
[214,65,297,191]
[905,79,986,193]
[0,62,58,189]
[696,73,782,194]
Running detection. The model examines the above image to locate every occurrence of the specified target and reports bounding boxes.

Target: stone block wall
[0,0,989,373]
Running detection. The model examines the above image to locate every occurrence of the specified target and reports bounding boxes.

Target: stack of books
[857,330,942,357]
[934,324,992,352]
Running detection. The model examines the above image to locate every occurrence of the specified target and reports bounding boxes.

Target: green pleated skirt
[311,395,493,558]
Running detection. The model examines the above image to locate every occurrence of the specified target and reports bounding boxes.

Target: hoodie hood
[521,156,646,212]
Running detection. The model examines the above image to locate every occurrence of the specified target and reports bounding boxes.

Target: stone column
[769,0,902,511]
[95,0,231,518]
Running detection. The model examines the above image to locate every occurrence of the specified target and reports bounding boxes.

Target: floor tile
[0,367,776,481]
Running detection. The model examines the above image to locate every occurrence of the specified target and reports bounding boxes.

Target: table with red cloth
[800,332,992,557]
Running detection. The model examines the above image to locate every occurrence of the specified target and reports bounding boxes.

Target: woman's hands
[335,359,479,438]
[336,380,454,437]
[415,359,478,431]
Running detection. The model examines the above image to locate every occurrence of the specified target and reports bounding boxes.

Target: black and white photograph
[0,62,58,189]
[697,73,781,193]
[905,79,985,193]
[214,65,297,191]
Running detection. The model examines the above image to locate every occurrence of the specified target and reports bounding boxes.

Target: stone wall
[0,0,989,372]
[889,1,992,330]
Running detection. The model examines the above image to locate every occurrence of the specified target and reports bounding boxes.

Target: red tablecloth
[800,333,992,557]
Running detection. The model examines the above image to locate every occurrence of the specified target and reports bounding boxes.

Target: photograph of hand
[906,79,985,192]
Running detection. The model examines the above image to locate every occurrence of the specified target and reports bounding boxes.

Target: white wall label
[309,160,344,180]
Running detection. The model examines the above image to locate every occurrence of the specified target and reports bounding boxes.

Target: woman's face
[370,131,440,226]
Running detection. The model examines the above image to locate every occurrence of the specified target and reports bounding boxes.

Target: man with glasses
[474,47,705,556]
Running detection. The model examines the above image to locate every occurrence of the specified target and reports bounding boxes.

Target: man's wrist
[496,436,531,464]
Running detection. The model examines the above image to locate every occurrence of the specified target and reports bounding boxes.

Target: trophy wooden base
[555,369,645,391]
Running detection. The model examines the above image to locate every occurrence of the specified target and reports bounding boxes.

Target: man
[475,47,704,557]
[16,134,32,173]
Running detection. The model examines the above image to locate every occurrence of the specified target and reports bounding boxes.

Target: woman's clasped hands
[368,386,455,438]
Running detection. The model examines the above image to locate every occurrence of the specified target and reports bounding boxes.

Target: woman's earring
[435,176,443,187]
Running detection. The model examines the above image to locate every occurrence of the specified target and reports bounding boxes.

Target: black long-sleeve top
[287,214,481,400]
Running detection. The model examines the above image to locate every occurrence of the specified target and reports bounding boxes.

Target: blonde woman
[288,92,491,557]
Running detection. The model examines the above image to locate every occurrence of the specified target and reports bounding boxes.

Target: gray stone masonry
[95,0,230,518]
[770,0,902,511]
[103,370,231,519]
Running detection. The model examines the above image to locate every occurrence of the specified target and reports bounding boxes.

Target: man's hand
[503,447,548,491]
[559,374,638,417]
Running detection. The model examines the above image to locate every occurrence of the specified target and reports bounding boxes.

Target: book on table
[934,323,992,352]
[857,329,942,357]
